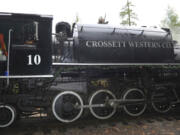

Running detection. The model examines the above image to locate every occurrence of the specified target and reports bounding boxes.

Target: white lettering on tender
[85,40,173,49]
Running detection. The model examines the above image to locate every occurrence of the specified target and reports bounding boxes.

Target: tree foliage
[120,0,138,26]
[161,6,180,29]
[98,14,109,24]
[75,14,79,23]
[161,6,180,44]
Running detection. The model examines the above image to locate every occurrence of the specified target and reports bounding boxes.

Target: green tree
[75,14,79,23]
[98,14,108,24]
[161,6,180,29]
[120,0,138,26]
[161,6,180,43]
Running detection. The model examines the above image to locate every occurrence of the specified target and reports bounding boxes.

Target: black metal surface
[1,13,180,128]
[72,24,174,63]
[0,12,52,75]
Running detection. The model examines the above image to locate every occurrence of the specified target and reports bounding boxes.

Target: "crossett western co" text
[85,40,173,48]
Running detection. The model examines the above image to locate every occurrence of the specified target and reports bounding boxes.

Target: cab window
[12,21,39,46]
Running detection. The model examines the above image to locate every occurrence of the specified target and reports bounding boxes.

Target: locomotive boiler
[74,24,174,63]
[54,23,175,63]
[1,12,180,128]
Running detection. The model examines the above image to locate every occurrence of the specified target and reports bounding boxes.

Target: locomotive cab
[0,13,53,76]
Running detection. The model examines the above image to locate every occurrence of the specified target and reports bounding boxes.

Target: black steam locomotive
[1,12,180,127]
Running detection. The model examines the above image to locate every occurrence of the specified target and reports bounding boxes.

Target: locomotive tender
[1,12,180,127]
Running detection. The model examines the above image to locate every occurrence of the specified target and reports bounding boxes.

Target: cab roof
[0,12,53,19]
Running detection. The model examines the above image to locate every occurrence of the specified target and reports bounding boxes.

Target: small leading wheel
[0,105,16,128]
[52,91,84,123]
[122,88,147,117]
[151,87,171,113]
[89,89,116,120]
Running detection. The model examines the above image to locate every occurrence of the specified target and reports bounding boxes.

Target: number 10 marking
[28,55,41,65]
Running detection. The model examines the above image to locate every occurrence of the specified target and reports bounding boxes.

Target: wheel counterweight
[52,91,84,123]
[122,88,147,117]
[89,89,116,120]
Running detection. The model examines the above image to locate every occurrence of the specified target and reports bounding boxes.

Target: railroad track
[1,107,180,135]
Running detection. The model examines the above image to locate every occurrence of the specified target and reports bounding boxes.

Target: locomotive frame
[1,12,180,128]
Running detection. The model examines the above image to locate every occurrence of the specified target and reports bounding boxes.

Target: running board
[53,63,180,66]
[0,75,54,79]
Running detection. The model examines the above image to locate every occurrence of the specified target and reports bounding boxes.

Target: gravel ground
[1,112,180,135]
